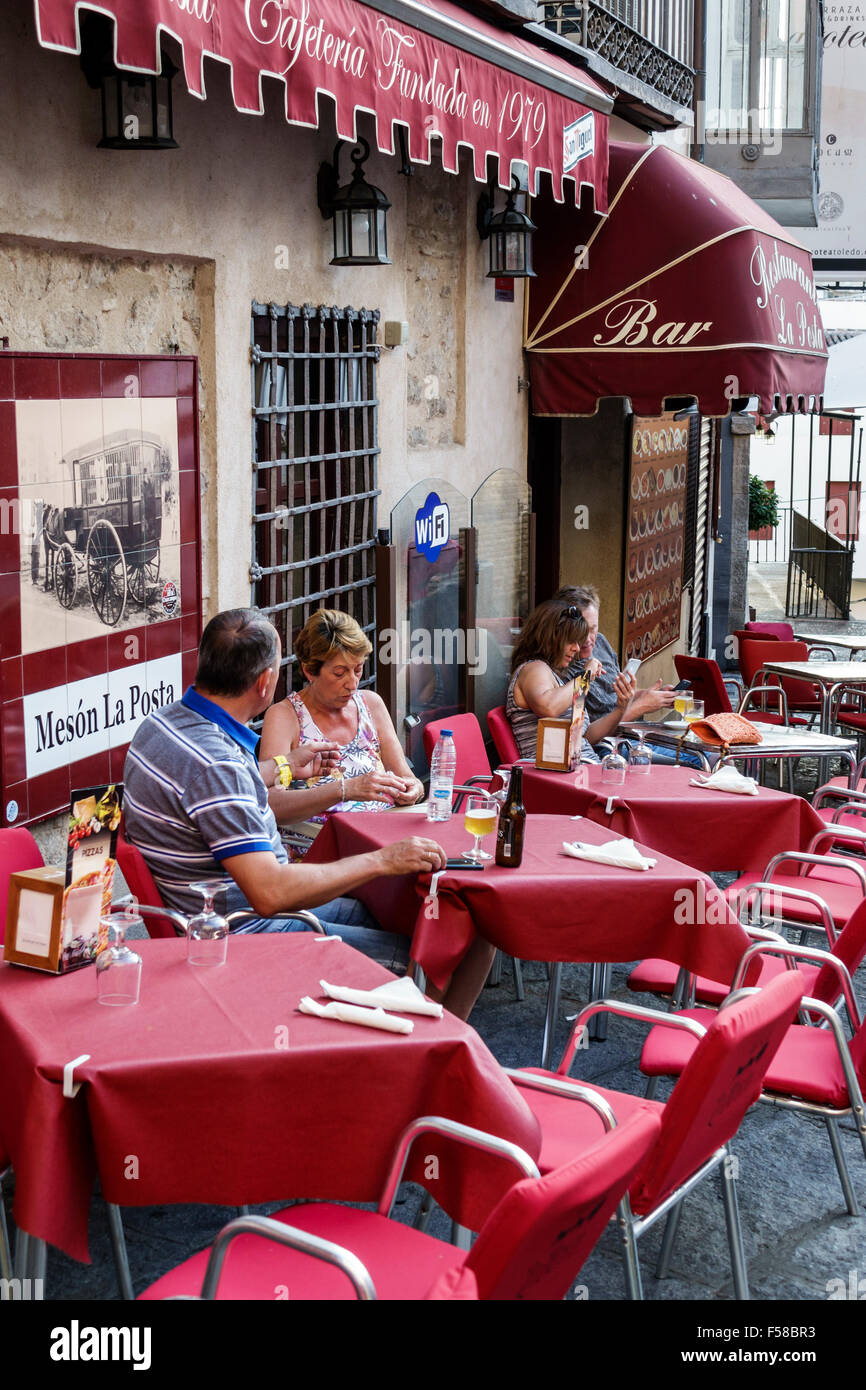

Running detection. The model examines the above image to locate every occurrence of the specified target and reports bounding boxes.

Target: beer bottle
[495,764,526,868]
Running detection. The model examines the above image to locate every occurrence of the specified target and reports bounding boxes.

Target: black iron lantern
[477,176,536,279]
[80,17,178,150]
[318,138,391,267]
[99,63,178,150]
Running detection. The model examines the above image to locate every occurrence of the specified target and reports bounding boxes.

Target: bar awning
[525,141,828,417]
[34,0,610,206]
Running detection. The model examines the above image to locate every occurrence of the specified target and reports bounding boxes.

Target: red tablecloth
[520,765,826,872]
[308,812,752,991]
[0,936,538,1263]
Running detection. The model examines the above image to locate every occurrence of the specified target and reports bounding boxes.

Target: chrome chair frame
[166,1115,539,1300]
[729,944,866,1216]
[509,997,753,1300]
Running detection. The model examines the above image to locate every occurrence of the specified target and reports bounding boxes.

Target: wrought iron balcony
[535,2,694,126]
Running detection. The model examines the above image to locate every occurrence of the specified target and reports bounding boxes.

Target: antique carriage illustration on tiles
[40,430,169,627]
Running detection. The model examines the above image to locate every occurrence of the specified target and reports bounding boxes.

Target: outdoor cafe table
[308,811,753,1064]
[519,763,826,873]
[0,933,539,1272]
[621,719,858,787]
[794,633,866,657]
[758,660,866,735]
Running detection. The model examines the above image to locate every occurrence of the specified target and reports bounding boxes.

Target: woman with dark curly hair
[506,598,635,760]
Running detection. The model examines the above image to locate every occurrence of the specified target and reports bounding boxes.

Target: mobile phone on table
[624,657,641,678]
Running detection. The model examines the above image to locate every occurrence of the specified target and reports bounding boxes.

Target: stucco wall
[0,0,528,613]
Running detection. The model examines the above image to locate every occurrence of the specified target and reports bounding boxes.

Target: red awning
[525,141,828,417]
[34,0,610,207]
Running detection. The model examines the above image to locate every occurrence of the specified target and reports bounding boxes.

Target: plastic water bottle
[427,730,457,822]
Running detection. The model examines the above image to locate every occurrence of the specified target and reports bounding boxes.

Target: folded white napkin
[320,976,443,1018]
[561,838,657,871]
[298,996,414,1034]
[690,767,759,796]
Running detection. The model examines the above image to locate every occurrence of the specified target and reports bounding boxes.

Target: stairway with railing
[786,511,854,620]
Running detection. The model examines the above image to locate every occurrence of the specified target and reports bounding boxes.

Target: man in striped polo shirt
[123,608,447,971]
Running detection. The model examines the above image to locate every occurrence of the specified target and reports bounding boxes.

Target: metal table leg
[588,962,611,1040]
[540,962,563,1070]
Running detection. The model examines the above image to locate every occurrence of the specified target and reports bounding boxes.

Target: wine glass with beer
[463,794,498,862]
[673,689,694,721]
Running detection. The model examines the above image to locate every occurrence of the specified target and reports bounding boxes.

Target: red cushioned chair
[745,621,795,641]
[422,712,498,807]
[506,971,805,1299]
[0,828,42,1280]
[812,783,866,832]
[816,757,866,802]
[138,1110,660,1301]
[739,639,822,719]
[487,704,521,765]
[422,714,524,1000]
[641,943,866,1217]
[0,827,44,945]
[630,895,866,1027]
[115,826,188,938]
[116,823,325,939]
[673,654,792,725]
[674,654,740,717]
[723,823,866,940]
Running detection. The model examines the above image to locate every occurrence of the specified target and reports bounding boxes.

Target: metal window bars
[250,302,382,697]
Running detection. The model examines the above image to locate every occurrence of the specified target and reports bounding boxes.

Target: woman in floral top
[259,609,424,841]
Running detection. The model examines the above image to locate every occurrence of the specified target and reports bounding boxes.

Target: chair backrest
[487,705,520,765]
[746,621,795,641]
[739,639,818,705]
[115,825,180,938]
[814,896,866,1009]
[0,828,44,946]
[630,972,804,1216]
[673,655,732,716]
[422,713,492,786]
[432,1109,661,1301]
[733,628,779,651]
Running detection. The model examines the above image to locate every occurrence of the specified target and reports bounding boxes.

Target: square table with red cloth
[307,812,752,992]
[519,765,825,873]
[0,935,539,1263]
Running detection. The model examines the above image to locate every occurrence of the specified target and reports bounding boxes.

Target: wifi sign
[414,491,450,562]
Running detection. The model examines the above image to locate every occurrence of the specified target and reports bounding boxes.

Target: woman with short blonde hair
[294,609,372,676]
[260,608,424,822]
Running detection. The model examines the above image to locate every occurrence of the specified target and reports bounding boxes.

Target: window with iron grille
[250,302,381,699]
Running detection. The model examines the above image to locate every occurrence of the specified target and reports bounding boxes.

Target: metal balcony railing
[538,2,694,112]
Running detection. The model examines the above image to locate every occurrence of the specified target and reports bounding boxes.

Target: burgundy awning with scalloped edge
[525,141,827,417]
[33,0,609,206]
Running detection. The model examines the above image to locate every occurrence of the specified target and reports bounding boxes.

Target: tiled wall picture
[0,354,202,827]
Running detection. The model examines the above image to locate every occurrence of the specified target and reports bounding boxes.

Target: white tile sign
[24,654,182,780]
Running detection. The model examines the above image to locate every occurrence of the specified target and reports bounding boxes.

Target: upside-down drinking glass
[601,750,628,785]
[97,911,143,1005]
[628,732,652,776]
[187,879,229,967]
